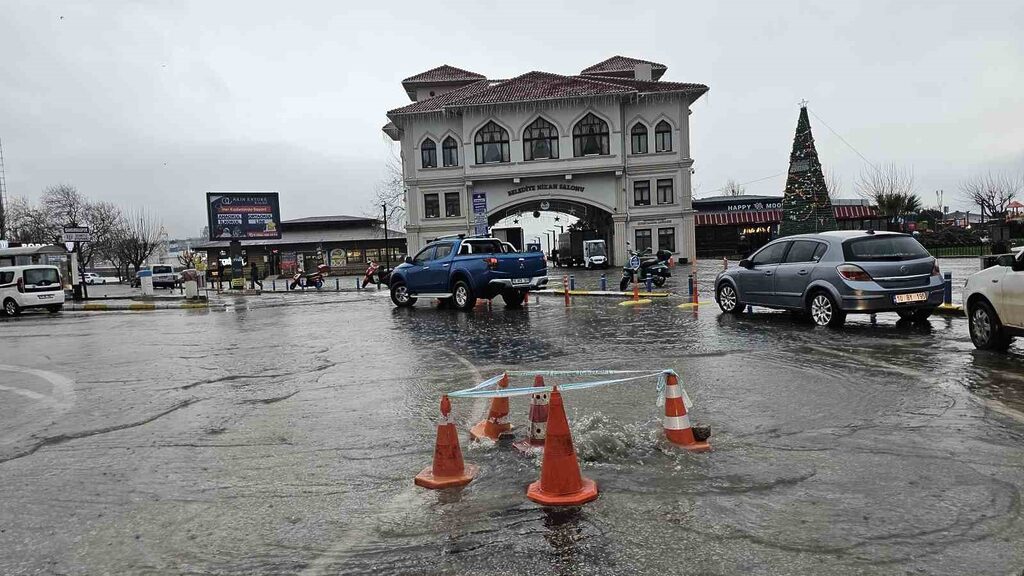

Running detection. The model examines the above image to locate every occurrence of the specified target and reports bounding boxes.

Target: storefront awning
[833,205,878,220]
[695,210,782,226]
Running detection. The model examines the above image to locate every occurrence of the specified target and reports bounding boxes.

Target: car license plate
[38,294,54,300]
[512,278,530,285]
[894,292,927,304]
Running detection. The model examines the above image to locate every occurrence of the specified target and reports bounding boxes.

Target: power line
[806,107,878,173]
[702,171,788,196]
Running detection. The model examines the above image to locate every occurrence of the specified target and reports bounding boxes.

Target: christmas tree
[778,104,837,236]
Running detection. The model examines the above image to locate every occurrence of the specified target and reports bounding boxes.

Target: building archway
[487,197,615,265]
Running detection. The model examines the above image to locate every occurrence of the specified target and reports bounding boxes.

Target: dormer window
[421,139,437,168]
[573,113,609,157]
[523,118,559,161]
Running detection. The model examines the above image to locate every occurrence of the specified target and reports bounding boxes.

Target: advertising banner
[472,192,488,236]
[207,192,282,241]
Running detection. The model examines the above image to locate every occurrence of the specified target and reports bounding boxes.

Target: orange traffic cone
[663,373,710,452]
[415,395,479,489]
[526,386,598,506]
[470,374,514,441]
[632,281,639,301]
[513,375,550,455]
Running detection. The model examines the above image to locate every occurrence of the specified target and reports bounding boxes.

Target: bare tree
[855,163,922,223]
[823,167,844,200]
[42,184,88,237]
[5,196,51,243]
[114,208,165,274]
[372,143,406,231]
[81,201,122,268]
[960,172,1022,220]
[723,179,745,196]
[177,249,199,269]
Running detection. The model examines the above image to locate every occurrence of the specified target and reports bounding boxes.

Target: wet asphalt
[2,259,1023,575]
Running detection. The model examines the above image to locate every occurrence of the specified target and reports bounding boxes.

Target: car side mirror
[738,259,753,269]
[404,256,413,264]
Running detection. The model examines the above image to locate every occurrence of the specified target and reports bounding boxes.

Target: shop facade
[694,195,882,257]
[196,215,406,276]
[384,56,709,266]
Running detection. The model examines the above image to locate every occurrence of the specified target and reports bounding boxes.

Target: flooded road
[2,258,1023,575]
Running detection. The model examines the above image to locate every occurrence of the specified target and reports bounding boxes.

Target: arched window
[420,138,437,168]
[523,118,559,161]
[630,123,648,154]
[442,136,459,167]
[573,113,609,157]
[655,121,672,152]
[474,121,510,164]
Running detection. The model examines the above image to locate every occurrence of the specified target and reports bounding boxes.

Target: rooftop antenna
[0,137,8,240]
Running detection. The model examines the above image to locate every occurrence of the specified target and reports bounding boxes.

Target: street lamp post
[381,203,390,273]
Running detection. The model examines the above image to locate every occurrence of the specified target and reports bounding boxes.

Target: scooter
[619,247,672,291]
[291,264,330,290]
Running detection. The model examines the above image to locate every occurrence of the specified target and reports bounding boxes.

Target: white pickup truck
[965,248,1024,351]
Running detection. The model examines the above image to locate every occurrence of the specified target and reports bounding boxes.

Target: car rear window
[843,236,930,261]
[24,268,60,285]
[0,271,14,284]
[153,266,173,274]
[463,239,503,254]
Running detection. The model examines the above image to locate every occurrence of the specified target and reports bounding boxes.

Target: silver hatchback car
[715,230,944,327]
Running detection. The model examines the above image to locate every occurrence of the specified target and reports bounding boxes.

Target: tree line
[4,184,164,279]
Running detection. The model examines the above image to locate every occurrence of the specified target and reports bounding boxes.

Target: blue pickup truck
[389,236,548,310]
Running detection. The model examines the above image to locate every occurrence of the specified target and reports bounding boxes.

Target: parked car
[0,265,65,316]
[715,230,944,327]
[964,250,1024,351]
[388,235,548,310]
[130,266,179,289]
[83,272,106,285]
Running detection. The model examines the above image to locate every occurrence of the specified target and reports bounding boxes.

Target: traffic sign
[62,226,92,242]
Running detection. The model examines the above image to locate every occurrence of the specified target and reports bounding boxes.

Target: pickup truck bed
[389,237,548,309]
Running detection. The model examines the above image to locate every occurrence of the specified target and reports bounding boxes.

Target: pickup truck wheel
[452,280,476,311]
[969,300,1011,351]
[501,290,526,308]
[390,282,416,307]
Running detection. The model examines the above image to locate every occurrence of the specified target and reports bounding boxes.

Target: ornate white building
[383,56,708,265]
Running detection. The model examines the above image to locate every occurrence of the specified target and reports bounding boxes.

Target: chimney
[634,63,652,82]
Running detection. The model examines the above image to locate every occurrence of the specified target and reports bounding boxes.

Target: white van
[0,265,66,316]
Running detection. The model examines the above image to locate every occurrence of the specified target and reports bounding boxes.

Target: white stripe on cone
[663,414,692,430]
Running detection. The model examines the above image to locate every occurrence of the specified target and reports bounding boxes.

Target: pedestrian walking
[217,261,225,291]
[250,262,263,291]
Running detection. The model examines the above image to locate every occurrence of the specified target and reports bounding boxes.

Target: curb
[67,301,224,312]
[536,289,672,298]
[934,304,964,317]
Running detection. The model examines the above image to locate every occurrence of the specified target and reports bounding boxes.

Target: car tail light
[484,257,498,270]
[932,261,940,276]
[836,264,872,281]
[16,277,25,293]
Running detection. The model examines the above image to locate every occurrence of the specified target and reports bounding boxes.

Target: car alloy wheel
[718,285,738,312]
[454,285,468,307]
[4,300,18,316]
[971,306,992,346]
[393,285,409,303]
[810,294,833,326]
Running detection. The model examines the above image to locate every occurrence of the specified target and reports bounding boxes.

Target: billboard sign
[206,192,282,241]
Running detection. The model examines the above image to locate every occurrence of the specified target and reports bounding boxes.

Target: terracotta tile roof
[401,65,485,85]
[448,71,634,107]
[579,75,708,96]
[581,56,668,79]
[388,80,491,116]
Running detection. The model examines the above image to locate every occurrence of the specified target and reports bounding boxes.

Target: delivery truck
[556,230,607,268]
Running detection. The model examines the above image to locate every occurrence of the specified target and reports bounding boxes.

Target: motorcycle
[619,247,672,291]
[290,264,330,290]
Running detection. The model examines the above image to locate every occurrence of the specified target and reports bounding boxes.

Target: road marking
[0,364,75,414]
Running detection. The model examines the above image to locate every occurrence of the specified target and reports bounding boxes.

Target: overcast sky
[2,1,1021,238]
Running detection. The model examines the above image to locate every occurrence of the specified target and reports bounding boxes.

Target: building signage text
[726,201,782,212]
[507,183,586,197]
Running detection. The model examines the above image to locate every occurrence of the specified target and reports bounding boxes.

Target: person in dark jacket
[250,262,263,291]
[217,261,226,291]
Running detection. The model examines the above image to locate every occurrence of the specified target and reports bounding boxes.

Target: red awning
[694,210,782,226]
[833,204,879,220]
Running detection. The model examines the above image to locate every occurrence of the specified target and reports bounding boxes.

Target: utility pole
[0,137,8,240]
[381,203,390,272]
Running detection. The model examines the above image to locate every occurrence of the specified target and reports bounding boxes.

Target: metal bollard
[336,278,340,291]
[272,279,276,291]
[569,274,575,291]
[355,277,360,290]
[600,273,607,291]
[687,274,694,297]
[645,276,653,293]
[943,271,952,305]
